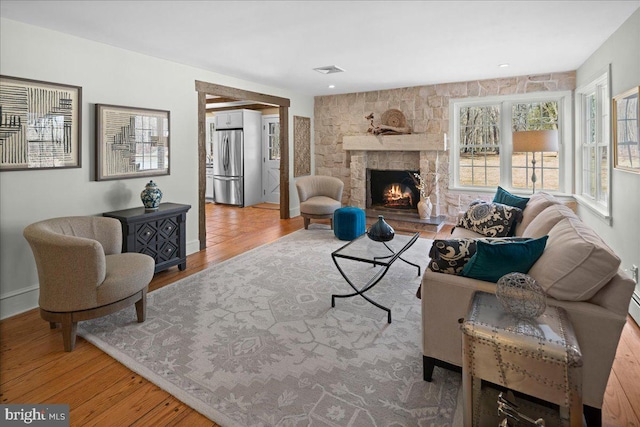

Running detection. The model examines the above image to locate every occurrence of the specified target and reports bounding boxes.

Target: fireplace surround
[343,133,448,231]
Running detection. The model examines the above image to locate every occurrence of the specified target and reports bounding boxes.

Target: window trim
[574,65,612,221]
[449,91,573,196]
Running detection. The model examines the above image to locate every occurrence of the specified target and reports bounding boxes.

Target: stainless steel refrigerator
[212,129,243,205]
[211,109,262,207]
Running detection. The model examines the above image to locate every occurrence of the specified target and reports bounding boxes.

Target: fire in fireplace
[383,183,414,208]
[367,169,420,210]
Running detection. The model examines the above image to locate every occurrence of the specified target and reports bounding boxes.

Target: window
[459,105,500,187]
[511,102,560,192]
[451,92,572,194]
[575,68,610,218]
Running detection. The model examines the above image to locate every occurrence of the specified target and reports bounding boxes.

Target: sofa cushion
[460,236,548,283]
[493,186,529,210]
[457,202,523,238]
[522,204,579,239]
[515,192,561,236]
[428,237,531,275]
[527,217,621,301]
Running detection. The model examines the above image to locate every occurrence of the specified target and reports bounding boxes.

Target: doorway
[195,81,291,250]
[262,114,280,204]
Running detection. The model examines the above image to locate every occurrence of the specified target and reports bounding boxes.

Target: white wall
[0,18,314,319]
[575,9,640,321]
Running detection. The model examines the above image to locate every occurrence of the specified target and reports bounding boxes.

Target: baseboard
[0,284,39,320]
[186,239,201,256]
[290,207,300,219]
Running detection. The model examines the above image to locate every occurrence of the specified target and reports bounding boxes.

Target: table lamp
[512,130,559,193]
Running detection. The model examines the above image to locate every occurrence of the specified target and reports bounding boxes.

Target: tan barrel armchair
[23,216,155,351]
[295,175,344,229]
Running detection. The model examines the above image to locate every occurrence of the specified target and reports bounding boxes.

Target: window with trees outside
[451,92,572,194]
[575,69,610,218]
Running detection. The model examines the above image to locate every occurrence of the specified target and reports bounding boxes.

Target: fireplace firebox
[366,169,420,210]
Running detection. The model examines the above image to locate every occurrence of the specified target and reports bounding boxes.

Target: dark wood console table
[103,203,191,273]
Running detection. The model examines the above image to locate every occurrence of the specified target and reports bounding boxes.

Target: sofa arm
[548,298,628,408]
[421,271,496,367]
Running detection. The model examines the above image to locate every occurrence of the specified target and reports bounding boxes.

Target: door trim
[195,81,290,250]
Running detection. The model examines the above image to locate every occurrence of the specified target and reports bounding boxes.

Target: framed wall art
[96,104,170,181]
[293,115,310,177]
[0,75,82,171]
[613,86,640,173]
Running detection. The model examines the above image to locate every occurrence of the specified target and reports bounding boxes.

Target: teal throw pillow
[460,236,548,283]
[493,186,529,210]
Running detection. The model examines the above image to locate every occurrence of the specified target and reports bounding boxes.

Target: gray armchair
[23,216,155,351]
[295,176,344,229]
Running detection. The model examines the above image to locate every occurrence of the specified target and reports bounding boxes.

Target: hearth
[367,169,419,211]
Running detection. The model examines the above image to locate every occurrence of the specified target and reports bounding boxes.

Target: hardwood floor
[2,203,639,426]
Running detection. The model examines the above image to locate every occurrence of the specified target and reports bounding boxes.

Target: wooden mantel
[343,133,445,151]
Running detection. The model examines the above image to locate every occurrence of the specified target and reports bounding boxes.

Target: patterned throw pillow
[428,237,531,275]
[457,202,523,238]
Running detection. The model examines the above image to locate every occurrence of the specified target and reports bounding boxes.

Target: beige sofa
[420,192,635,426]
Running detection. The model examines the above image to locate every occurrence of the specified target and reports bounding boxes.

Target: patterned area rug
[78,229,462,426]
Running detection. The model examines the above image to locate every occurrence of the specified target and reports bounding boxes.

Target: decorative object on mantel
[496,272,547,319]
[366,215,395,241]
[140,180,163,210]
[365,109,411,135]
[411,172,435,219]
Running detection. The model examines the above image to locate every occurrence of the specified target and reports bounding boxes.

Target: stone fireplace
[343,133,448,231]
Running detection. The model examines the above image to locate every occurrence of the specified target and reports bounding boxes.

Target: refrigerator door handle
[224,134,231,171]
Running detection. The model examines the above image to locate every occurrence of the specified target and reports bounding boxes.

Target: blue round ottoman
[333,207,366,241]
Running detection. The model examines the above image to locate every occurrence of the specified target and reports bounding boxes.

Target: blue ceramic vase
[366,215,395,242]
[141,180,163,210]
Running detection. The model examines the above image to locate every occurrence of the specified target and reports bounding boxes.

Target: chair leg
[329,218,333,230]
[304,217,310,230]
[423,356,436,382]
[61,313,77,352]
[583,405,602,427]
[135,288,147,323]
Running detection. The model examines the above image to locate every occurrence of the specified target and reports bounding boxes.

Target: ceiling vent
[313,65,345,74]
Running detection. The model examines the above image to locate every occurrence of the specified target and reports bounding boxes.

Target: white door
[262,115,280,204]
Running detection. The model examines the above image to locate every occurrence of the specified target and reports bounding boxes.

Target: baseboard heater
[630,291,640,326]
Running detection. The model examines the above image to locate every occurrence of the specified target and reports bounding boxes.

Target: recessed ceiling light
[313,65,345,74]
[498,63,510,68]
[328,85,335,89]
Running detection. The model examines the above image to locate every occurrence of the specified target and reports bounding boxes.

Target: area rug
[78,229,463,426]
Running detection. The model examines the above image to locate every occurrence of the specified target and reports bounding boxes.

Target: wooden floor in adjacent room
[2,203,639,426]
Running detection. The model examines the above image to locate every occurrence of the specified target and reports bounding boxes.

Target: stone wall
[314,72,576,220]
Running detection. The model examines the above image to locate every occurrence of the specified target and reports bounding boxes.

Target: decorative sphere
[496,272,546,319]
